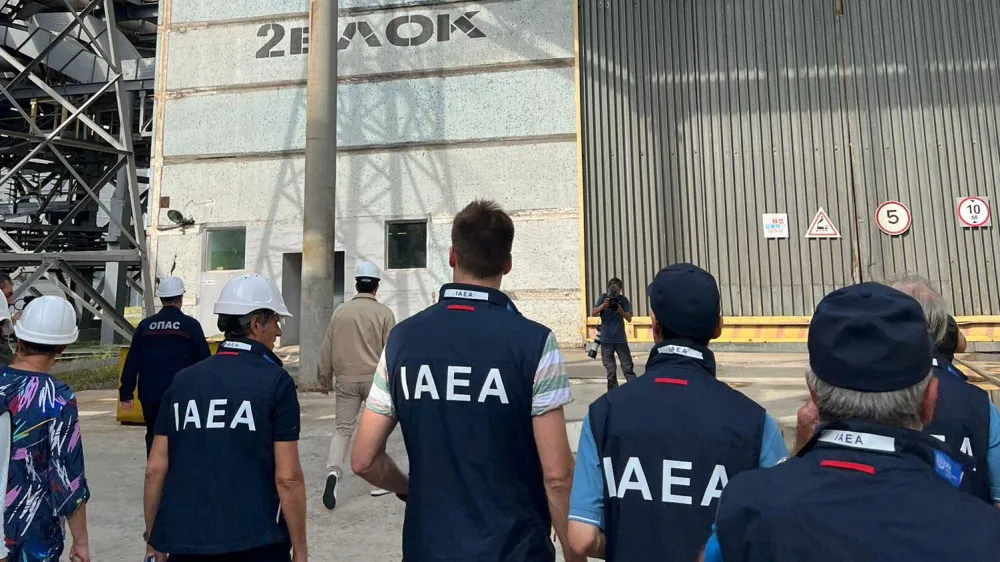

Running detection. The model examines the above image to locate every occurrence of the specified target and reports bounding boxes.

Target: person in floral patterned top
[0,296,90,562]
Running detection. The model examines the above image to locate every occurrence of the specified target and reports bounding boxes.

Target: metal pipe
[102,0,153,314]
[35,159,125,253]
[0,80,141,250]
[46,275,134,341]
[299,0,338,386]
[3,0,103,92]
[56,260,136,337]
[0,48,125,152]
[61,0,113,64]
[0,75,119,188]
[11,261,54,301]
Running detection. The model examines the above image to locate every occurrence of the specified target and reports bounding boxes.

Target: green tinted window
[207,229,246,271]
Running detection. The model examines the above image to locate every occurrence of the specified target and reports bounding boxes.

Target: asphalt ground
[68,349,815,561]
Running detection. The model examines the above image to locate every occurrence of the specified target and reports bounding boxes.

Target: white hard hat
[14,295,79,346]
[355,261,380,280]
[214,274,292,317]
[156,276,186,298]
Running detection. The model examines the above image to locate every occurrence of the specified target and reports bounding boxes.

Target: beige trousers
[326,379,373,472]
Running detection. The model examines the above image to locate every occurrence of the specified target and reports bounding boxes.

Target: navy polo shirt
[594,294,632,344]
[149,338,300,556]
[120,306,212,403]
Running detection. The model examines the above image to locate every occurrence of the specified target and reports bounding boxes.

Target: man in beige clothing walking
[319,261,396,509]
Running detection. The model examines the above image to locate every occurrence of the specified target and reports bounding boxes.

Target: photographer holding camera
[591,277,635,391]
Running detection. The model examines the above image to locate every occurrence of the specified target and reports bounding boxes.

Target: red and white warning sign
[956,196,991,228]
[805,207,841,239]
[875,201,911,236]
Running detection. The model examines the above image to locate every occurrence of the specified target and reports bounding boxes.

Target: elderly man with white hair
[891,274,1000,507]
[701,283,1000,562]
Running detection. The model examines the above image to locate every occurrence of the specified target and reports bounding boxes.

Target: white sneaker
[370,488,391,497]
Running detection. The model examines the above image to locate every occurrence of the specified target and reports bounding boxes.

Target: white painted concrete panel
[159,158,305,225]
[162,87,305,157]
[152,231,203,303]
[158,142,577,224]
[428,217,580,292]
[245,222,304,283]
[516,299,583,346]
[509,218,581,291]
[165,0,572,91]
[162,67,575,156]
[339,0,450,9]
[166,21,309,91]
[157,212,581,338]
[171,0,307,24]
[333,143,579,215]
[336,0,574,76]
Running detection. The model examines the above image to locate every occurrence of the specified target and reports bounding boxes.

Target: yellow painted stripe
[586,316,1000,343]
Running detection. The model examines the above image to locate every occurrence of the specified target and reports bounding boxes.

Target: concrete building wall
[151,0,583,345]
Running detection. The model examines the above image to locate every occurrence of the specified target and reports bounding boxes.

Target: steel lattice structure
[0,0,157,342]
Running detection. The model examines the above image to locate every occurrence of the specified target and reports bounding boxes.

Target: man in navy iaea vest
[892,275,1000,506]
[351,200,585,562]
[568,264,788,562]
[703,283,1000,562]
[120,276,212,456]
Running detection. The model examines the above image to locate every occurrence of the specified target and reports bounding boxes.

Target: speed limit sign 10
[875,201,912,236]
[957,196,991,228]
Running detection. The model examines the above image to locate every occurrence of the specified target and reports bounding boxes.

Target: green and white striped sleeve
[364,349,395,417]
[532,331,573,416]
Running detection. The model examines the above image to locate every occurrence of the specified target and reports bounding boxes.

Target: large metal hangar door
[579,0,1000,332]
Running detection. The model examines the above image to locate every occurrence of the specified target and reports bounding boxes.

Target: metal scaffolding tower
[0,0,157,342]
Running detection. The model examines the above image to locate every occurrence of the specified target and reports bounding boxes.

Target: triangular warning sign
[805,207,842,239]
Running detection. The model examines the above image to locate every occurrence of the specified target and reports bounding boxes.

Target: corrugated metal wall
[581,0,1000,317]
[843,0,1000,315]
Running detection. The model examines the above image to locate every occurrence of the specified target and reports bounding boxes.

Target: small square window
[387,220,427,270]
[206,229,246,271]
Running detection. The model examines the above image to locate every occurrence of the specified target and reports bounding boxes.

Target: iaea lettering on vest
[149,321,181,330]
[173,399,257,431]
[602,457,729,507]
[818,430,896,452]
[400,365,509,404]
[931,434,974,457]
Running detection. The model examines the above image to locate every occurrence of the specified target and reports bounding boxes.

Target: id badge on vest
[818,429,965,487]
[817,430,896,452]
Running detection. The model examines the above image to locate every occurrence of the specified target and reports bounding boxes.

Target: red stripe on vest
[654,378,688,386]
[216,351,239,356]
[447,305,475,312]
[820,460,876,475]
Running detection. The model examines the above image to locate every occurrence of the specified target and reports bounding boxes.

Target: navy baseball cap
[646,264,721,341]
[808,283,932,392]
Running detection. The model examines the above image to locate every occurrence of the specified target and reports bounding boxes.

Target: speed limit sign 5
[875,201,912,236]
[957,196,992,228]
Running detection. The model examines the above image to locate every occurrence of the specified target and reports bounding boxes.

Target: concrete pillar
[299,0,338,386]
